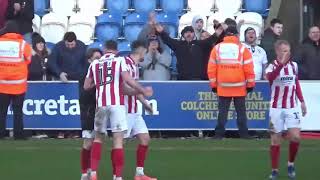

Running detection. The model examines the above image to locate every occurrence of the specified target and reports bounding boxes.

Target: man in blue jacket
[48,32,87,82]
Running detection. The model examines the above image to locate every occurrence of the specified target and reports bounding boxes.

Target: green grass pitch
[0,139,319,180]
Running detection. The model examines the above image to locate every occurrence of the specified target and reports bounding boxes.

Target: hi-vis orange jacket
[0,33,32,95]
[207,36,255,97]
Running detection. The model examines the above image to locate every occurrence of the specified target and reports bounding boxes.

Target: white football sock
[288,161,295,166]
[136,167,144,176]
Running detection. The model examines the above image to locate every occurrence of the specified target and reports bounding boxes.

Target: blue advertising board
[7,81,271,130]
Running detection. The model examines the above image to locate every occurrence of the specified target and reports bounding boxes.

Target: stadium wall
[5,81,320,131]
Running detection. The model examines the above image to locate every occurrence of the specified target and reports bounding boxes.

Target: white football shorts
[94,105,128,133]
[125,113,149,138]
[269,107,301,133]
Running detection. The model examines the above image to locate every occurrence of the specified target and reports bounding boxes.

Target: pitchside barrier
[5,81,320,131]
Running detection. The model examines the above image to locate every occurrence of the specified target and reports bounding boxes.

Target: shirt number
[98,63,113,86]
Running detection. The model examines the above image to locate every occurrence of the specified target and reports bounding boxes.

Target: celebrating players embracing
[83,41,153,180]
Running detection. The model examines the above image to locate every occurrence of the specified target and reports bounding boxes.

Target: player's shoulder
[289,61,298,71]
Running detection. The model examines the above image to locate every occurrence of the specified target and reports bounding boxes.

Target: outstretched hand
[155,23,164,33]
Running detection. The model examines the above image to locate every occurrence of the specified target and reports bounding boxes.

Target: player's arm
[266,63,284,82]
[122,82,140,96]
[295,77,307,116]
[83,77,95,90]
[83,64,95,90]
[137,94,153,114]
[121,71,153,97]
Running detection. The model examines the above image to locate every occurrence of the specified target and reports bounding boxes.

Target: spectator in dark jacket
[0,0,8,29]
[261,18,283,63]
[48,32,87,82]
[155,24,223,80]
[28,33,51,81]
[294,26,320,80]
[6,0,34,43]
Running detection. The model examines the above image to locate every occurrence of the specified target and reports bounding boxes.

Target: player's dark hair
[86,48,103,60]
[131,40,146,54]
[104,40,118,51]
[270,18,283,27]
[63,32,77,42]
[274,39,290,49]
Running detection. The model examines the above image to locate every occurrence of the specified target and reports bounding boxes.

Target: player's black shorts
[79,79,96,131]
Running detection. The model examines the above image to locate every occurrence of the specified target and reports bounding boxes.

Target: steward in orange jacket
[207,25,255,139]
[0,20,32,139]
[207,32,255,96]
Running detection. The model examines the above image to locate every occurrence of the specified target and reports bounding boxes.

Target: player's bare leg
[287,128,301,179]
[81,138,93,180]
[111,132,125,180]
[134,133,157,180]
[89,133,104,180]
[269,132,282,180]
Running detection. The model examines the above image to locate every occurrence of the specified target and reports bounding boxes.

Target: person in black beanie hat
[155,23,224,80]
[28,32,51,81]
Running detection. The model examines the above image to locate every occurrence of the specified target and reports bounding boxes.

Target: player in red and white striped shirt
[265,40,307,180]
[83,41,153,180]
[120,41,156,180]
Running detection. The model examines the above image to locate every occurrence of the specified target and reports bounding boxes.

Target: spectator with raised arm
[155,22,224,80]
[6,0,34,43]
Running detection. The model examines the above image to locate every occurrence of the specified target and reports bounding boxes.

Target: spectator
[28,33,51,81]
[0,20,32,140]
[0,0,8,29]
[294,26,320,80]
[140,36,172,80]
[138,12,167,49]
[155,24,223,80]
[192,15,206,40]
[261,18,283,63]
[243,27,268,80]
[48,32,87,82]
[6,0,34,44]
[207,26,255,139]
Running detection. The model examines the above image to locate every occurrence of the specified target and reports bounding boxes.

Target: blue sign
[142,81,270,130]
[7,81,271,130]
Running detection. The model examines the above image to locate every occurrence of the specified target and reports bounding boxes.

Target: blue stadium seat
[87,41,104,51]
[34,0,49,16]
[95,12,122,42]
[156,12,179,38]
[133,0,157,15]
[124,13,147,42]
[243,0,271,17]
[117,40,131,56]
[105,0,130,15]
[160,0,185,14]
